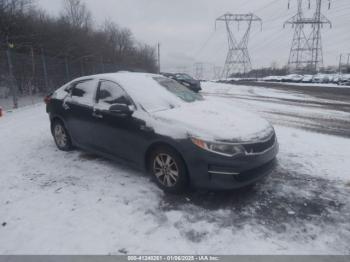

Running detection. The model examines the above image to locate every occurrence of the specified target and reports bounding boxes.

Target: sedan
[161,72,202,93]
[46,72,278,193]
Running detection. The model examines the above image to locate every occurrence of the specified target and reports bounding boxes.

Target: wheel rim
[153,153,179,187]
[54,124,67,148]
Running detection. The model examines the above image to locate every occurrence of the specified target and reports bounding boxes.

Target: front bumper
[181,139,279,190]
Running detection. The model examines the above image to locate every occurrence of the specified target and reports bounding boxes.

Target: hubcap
[153,153,179,187]
[54,124,67,148]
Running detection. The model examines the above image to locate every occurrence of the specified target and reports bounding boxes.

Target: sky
[37,0,350,77]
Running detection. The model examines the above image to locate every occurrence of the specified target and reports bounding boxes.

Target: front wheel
[149,146,189,193]
[52,120,73,151]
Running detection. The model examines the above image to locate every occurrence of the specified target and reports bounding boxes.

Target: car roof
[73,72,159,82]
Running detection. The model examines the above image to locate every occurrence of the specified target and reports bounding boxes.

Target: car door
[92,80,148,164]
[63,78,98,148]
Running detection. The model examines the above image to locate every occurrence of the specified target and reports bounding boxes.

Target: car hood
[151,99,274,142]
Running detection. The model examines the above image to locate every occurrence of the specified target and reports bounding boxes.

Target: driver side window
[97,81,131,106]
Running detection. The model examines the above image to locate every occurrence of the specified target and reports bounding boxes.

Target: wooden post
[6,47,18,109]
[41,48,49,91]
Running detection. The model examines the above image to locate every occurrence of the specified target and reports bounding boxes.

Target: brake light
[44,95,52,105]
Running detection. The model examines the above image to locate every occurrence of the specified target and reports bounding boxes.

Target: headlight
[191,137,245,157]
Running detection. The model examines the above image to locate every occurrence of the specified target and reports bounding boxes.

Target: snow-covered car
[45,72,278,193]
[301,75,314,83]
[261,76,283,82]
[312,74,330,83]
[281,74,304,83]
[338,74,350,86]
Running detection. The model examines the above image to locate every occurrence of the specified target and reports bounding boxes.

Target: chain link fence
[0,48,139,110]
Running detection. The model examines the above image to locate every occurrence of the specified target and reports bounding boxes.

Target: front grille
[243,133,276,154]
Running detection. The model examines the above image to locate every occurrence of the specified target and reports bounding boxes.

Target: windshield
[175,73,194,80]
[153,77,203,103]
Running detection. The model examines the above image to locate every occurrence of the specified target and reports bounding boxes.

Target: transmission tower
[213,66,223,79]
[284,0,332,73]
[215,13,262,79]
[193,62,204,80]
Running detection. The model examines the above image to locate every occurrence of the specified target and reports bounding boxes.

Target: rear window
[153,77,203,103]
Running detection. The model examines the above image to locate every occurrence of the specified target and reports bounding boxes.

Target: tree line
[0,0,158,74]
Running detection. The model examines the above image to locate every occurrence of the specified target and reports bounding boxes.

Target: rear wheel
[52,120,73,151]
[148,146,188,193]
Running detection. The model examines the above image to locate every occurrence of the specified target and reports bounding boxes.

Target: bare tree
[61,0,92,29]
[0,0,32,14]
[103,20,134,61]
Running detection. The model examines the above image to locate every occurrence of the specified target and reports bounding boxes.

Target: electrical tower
[213,66,223,80]
[193,62,204,80]
[215,13,262,79]
[284,0,332,73]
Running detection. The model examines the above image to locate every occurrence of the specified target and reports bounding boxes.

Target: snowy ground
[0,94,44,110]
[1,82,350,254]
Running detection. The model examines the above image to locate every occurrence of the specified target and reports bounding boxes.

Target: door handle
[92,111,103,119]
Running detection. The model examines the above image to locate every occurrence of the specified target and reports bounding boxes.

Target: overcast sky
[38,0,350,77]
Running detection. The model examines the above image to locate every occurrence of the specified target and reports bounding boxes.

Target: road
[203,81,350,138]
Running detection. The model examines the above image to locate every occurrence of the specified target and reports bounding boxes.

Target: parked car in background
[281,74,304,83]
[312,74,330,84]
[301,75,314,83]
[161,72,202,93]
[261,76,283,82]
[45,72,278,193]
[338,74,350,86]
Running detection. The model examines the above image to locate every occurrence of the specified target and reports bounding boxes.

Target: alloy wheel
[153,153,179,187]
[54,124,67,148]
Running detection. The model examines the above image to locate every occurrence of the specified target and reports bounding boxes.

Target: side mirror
[109,103,134,117]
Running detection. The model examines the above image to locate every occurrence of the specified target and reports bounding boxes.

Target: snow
[275,125,350,181]
[96,72,186,113]
[1,82,350,254]
[152,98,273,142]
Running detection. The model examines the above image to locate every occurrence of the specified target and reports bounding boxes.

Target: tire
[52,120,73,151]
[148,146,189,194]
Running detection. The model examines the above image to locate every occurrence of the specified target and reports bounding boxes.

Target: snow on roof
[80,72,187,112]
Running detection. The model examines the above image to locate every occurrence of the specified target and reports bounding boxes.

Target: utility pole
[157,43,161,74]
[339,53,350,74]
[30,47,36,100]
[41,48,49,91]
[284,0,332,73]
[215,13,262,78]
[6,44,18,109]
